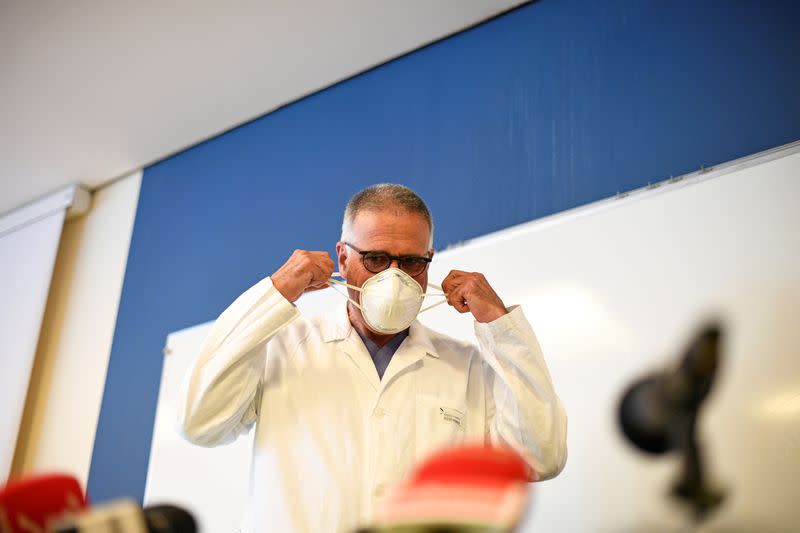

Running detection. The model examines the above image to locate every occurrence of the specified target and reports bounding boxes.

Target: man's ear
[336,241,348,278]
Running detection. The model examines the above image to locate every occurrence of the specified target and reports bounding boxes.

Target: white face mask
[329,268,446,335]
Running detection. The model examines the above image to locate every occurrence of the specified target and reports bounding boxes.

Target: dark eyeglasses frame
[343,241,432,276]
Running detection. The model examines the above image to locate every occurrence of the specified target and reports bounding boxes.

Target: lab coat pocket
[415,394,466,462]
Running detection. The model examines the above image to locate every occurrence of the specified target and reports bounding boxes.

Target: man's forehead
[351,209,430,230]
[350,210,431,250]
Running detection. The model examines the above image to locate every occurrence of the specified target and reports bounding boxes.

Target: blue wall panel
[89,0,800,501]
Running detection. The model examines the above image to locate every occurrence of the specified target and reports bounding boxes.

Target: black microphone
[618,324,725,520]
[142,505,197,533]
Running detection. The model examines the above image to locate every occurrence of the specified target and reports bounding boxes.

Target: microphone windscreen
[619,376,673,454]
[0,473,87,533]
[372,444,532,531]
[144,504,198,533]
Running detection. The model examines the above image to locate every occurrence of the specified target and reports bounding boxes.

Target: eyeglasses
[343,242,432,277]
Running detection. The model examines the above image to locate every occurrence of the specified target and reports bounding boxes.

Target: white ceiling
[0,0,526,215]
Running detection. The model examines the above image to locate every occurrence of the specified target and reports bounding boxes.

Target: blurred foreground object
[53,501,196,533]
[619,324,725,521]
[0,472,195,533]
[0,473,87,532]
[361,444,532,533]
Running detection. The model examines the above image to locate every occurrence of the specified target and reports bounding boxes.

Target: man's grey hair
[341,183,434,249]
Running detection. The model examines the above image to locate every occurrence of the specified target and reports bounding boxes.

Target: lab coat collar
[321,301,439,359]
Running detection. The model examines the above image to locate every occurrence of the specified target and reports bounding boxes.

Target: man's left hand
[441,270,508,323]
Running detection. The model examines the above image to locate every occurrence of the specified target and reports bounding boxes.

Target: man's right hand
[271,249,335,303]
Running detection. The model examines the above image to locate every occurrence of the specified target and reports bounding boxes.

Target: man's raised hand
[441,270,508,323]
[271,249,335,303]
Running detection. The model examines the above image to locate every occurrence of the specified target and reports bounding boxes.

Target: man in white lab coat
[177,184,567,533]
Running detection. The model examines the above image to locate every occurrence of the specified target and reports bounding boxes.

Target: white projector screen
[145,144,800,532]
[0,209,66,480]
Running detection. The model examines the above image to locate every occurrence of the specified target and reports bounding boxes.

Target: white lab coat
[177,277,567,533]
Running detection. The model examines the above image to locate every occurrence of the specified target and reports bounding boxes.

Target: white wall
[12,172,142,489]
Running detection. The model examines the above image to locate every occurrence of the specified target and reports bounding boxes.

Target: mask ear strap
[329,273,361,291]
[420,299,448,313]
[425,281,447,298]
[420,280,448,313]
[427,282,448,295]
[328,274,363,311]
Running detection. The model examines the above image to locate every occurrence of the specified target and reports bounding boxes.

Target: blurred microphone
[140,505,197,533]
[619,325,721,453]
[0,473,195,533]
[618,324,725,520]
[53,501,196,533]
[0,473,88,533]
[362,443,532,532]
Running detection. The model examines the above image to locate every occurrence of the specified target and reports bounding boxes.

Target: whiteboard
[144,323,252,533]
[145,143,800,532]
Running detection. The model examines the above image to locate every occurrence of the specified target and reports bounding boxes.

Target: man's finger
[311,267,333,285]
[441,270,467,293]
[442,269,468,282]
[453,298,470,313]
[304,284,329,293]
[447,283,471,314]
[445,280,460,304]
